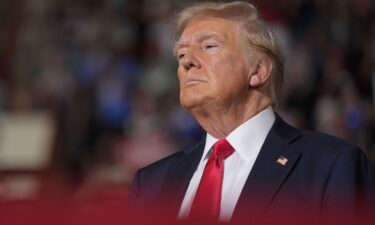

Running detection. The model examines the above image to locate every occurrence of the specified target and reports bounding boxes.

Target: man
[128,2,375,224]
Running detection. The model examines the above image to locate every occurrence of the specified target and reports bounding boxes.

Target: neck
[190,96,272,138]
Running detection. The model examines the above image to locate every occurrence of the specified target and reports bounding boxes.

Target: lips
[184,74,205,86]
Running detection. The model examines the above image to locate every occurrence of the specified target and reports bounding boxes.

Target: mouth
[184,77,204,86]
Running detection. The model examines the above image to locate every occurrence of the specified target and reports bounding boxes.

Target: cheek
[177,67,185,83]
[207,56,238,79]
[210,60,248,92]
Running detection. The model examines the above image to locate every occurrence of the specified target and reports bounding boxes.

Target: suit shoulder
[297,130,363,157]
[136,141,202,177]
[129,142,203,203]
[129,149,185,203]
[300,130,354,146]
[290,130,375,185]
[137,150,184,177]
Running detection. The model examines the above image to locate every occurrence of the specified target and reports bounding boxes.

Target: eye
[178,53,185,60]
[204,43,218,50]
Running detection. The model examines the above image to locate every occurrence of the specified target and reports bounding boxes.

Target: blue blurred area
[0,0,374,202]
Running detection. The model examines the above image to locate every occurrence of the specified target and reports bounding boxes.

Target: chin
[180,96,213,116]
[180,96,203,112]
[180,100,198,112]
[180,86,214,110]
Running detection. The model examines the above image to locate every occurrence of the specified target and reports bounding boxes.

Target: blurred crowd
[0,0,374,205]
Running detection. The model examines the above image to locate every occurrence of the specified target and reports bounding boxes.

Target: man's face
[175,16,251,112]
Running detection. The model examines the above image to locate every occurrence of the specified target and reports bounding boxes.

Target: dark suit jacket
[128,115,375,224]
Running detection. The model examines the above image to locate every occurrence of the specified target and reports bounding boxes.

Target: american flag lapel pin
[276,156,288,166]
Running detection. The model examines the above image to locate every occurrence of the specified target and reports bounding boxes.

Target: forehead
[178,16,240,44]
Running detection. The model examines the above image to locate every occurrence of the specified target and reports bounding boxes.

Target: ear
[249,56,273,88]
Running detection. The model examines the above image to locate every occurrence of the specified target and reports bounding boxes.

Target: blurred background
[0,0,374,220]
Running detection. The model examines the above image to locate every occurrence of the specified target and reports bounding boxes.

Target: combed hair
[174,1,284,107]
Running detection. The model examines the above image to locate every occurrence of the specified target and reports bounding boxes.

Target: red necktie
[189,139,234,220]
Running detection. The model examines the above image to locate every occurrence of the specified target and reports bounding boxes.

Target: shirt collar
[202,106,275,163]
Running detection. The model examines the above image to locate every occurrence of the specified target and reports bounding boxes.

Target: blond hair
[174,1,284,107]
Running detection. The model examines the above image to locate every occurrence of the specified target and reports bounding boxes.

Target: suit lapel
[233,115,302,219]
[159,139,205,213]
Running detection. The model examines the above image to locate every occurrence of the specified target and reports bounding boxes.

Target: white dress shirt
[178,106,275,222]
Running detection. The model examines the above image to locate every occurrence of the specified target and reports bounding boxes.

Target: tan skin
[175,16,273,138]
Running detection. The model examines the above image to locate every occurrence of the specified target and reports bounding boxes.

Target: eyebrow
[174,33,225,56]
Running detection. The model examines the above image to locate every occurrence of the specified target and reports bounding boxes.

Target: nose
[181,50,201,71]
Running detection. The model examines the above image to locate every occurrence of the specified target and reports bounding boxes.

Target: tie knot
[212,139,234,159]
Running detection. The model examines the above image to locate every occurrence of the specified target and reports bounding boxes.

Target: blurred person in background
[1,0,375,224]
[129,1,375,224]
